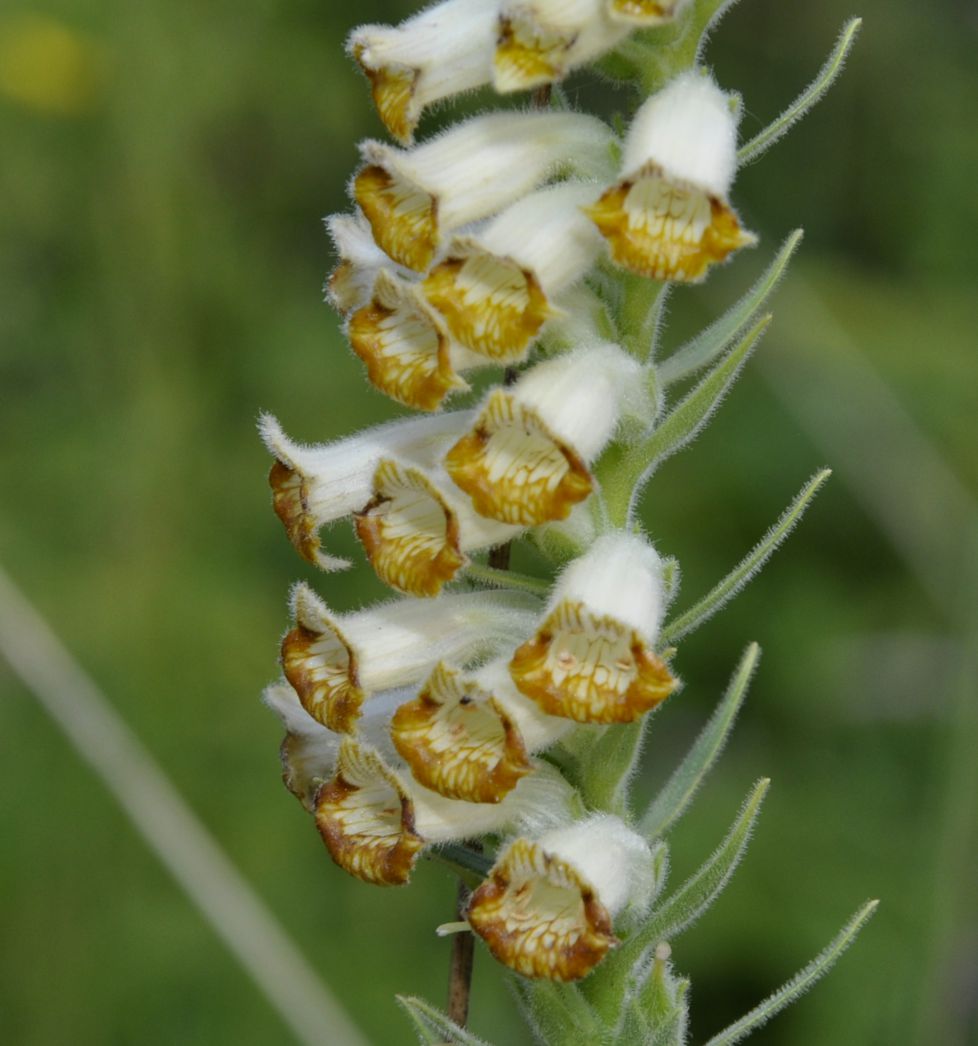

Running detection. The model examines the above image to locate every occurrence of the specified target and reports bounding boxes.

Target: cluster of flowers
[262,0,756,983]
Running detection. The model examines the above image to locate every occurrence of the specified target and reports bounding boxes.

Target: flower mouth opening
[268,459,325,567]
[467,838,617,980]
[354,162,439,272]
[315,742,424,886]
[392,663,532,803]
[352,44,420,145]
[586,165,756,282]
[494,15,576,93]
[510,600,678,722]
[422,247,550,361]
[355,459,466,597]
[445,390,593,525]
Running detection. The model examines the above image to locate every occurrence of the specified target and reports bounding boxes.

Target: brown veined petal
[467,837,617,980]
[348,277,466,411]
[509,600,677,723]
[281,598,364,734]
[354,459,466,597]
[391,663,532,803]
[354,163,439,272]
[315,741,424,886]
[494,14,571,93]
[444,390,593,525]
[351,44,419,145]
[585,167,756,282]
[268,459,324,567]
[422,249,550,362]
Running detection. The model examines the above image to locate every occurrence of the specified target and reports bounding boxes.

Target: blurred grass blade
[663,470,831,644]
[608,315,771,525]
[0,566,368,1046]
[397,995,493,1045]
[738,19,862,166]
[640,643,760,839]
[659,231,803,386]
[703,900,880,1045]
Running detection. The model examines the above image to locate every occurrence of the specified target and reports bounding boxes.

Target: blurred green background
[1,0,976,1043]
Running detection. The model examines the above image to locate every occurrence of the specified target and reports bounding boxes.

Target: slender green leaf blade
[703,900,880,1045]
[641,643,760,840]
[659,231,803,386]
[738,19,862,166]
[580,720,648,816]
[397,995,493,1046]
[663,469,831,644]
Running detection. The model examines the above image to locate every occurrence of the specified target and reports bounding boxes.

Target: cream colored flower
[324,213,392,315]
[605,0,691,27]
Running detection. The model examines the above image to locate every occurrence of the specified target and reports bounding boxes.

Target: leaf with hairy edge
[703,900,880,1045]
[738,19,862,166]
[659,232,803,386]
[662,470,831,645]
[513,979,604,1045]
[397,995,493,1046]
[641,644,760,840]
[580,720,648,817]
[603,315,771,527]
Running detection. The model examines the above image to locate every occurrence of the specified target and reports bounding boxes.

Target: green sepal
[640,643,760,840]
[578,719,649,817]
[396,995,493,1046]
[512,978,605,1045]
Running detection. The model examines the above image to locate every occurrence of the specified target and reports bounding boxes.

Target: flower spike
[510,532,679,721]
[422,181,606,361]
[586,72,757,281]
[355,459,521,597]
[349,0,497,144]
[445,343,644,525]
[353,111,615,271]
[467,815,654,979]
[259,410,470,569]
[281,581,538,732]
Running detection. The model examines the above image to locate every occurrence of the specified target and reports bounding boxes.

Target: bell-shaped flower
[586,72,756,281]
[390,659,572,803]
[347,269,488,411]
[510,532,678,721]
[421,182,606,362]
[281,581,538,732]
[467,814,654,979]
[324,213,392,315]
[315,738,576,885]
[260,410,470,569]
[444,342,644,525]
[605,0,691,26]
[494,0,630,93]
[264,681,341,810]
[349,0,497,145]
[354,458,522,597]
[353,110,615,272]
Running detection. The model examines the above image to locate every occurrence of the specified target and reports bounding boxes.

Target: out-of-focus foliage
[1,0,975,1044]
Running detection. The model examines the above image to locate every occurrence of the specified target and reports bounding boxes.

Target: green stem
[464,562,550,597]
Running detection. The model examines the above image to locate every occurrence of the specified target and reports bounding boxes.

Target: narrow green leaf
[430,843,494,879]
[703,900,880,1045]
[662,469,831,644]
[514,979,605,1044]
[659,231,803,386]
[640,643,760,840]
[396,995,493,1046]
[464,561,550,597]
[605,315,771,527]
[579,720,648,816]
[738,19,862,166]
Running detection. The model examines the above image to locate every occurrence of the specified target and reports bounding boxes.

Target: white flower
[354,458,522,597]
[389,659,571,803]
[586,71,756,281]
[467,814,654,979]
[421,181,607,361]
[444,342,645,525]
[510,532,678,721]
[353,110,615,272]
[324,213,392,315]
[259,410,471,569]
[605,0,691,27]
[349,0,497,144]
[282,581,538,732]
[494,0,631,93]
[347,269,488,411]
[314,738,576,885]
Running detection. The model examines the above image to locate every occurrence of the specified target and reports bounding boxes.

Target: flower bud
[467,815,653,979]
[445,343,643,525]
[422,182,606,361]
[349,0,497,144]
[510,532,678,721]
[586,72,756,281]
[282,581,538,732]
[354,111,615,272]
